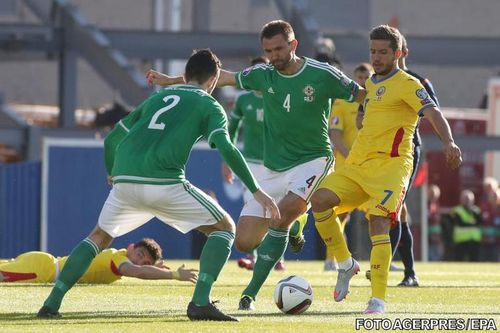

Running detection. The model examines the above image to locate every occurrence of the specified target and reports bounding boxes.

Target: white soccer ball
[274,275,313,314]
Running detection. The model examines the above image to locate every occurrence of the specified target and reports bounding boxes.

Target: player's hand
[221,163,234,184]
[154,259,170,270]
[443,141,462,170]
[177,264,198,284]
[253,189,281,220]
[145,69,179,87]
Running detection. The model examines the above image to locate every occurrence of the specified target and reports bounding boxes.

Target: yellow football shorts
[320,156,413,220]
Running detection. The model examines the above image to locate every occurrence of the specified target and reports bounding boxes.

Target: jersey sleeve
[402,79,437,116]
[329,100,345,132]
[323,64,360,102]
[228,96,244,143]
[421,78,440,107]
[235,64,268,92]
[205,100,229,148]
[111,250,131,275]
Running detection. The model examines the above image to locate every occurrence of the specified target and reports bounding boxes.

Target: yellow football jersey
[348,69,436,164]
[329,99,360,166]
[58,248,130,284]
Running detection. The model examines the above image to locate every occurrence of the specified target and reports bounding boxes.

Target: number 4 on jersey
[283,93,291,112]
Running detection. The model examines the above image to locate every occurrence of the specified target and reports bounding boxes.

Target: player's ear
[127,243,134,251]
[395,49,402,59]
[290,39,298,51]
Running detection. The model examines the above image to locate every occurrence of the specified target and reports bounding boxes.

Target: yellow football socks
[370,234,391,300]
[313,209,351,262]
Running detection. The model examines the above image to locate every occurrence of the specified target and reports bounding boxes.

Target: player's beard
[374,58,397,76]
[272,54,293,71]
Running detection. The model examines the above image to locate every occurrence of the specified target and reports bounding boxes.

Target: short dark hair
[250,56,268,66]
[185,49,221,84]
[369,25,402,52]
[354,63,374,73]
[400,34,408,52]
[260,20,295,42]
[134,238,162,263]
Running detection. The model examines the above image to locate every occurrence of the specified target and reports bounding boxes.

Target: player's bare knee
[206,215,236,234]
[88,226,113,250]
[311,189,339,212]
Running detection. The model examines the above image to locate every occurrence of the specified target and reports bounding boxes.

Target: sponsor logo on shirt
[246,105,253,110]
[332,116,340,125]
[298,186,306,193]
[303,84,315,102]
[416,88,428,99]
[267,87,275,94]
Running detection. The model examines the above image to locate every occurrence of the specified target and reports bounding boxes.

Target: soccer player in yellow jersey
[311,25,462,314]
[0,238,197,284]
[325,63,374,271]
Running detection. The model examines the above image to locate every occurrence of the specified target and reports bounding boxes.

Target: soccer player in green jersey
[147,20,366,310]
[222,56,306,272]
[37,49,279,322]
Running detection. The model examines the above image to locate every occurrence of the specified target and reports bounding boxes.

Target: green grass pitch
[1,261,498,332]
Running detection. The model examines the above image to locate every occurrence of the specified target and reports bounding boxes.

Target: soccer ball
[274,275,313,314]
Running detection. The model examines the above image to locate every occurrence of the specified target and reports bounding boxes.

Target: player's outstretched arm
[422,107,462,170]
[146,69,185,87]
[217,69,237,87]
[119,262,198,283]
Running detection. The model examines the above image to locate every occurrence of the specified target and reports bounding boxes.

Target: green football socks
[43,238,100,312]
[192,231,234,306]
[242,227,288,300]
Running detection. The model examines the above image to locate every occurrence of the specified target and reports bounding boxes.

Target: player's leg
[0,252,55,283]
[396,145,421,286]
[39,183,153,318]
[365,215,392,314]
[363,157,413,314]
[324,211,348,271]
[397,204,418,286]
[240,192,307,308]
[311,167,367,301]
[152,182,237,321]
[239,157,332,309]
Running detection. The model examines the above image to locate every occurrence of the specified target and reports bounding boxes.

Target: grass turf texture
[1,261,498,332]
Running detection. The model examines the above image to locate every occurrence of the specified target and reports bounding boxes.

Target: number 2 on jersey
[148,95,180,130]
[283,93,291,112]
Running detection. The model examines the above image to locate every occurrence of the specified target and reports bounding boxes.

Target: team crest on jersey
[303,84,315,102]
[376,86,386,96]
[246,105,253,111]
[416,88,428,99]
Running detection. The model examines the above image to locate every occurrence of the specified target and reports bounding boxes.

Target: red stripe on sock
[1,271,37,282]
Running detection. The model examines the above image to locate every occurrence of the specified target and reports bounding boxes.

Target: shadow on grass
[0,311,190,324]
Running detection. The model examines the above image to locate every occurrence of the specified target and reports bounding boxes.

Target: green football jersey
[228,91,264,163]
[111,85,227,184]
[236,57,360,171]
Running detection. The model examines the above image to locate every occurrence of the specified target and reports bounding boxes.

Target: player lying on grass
[0,238,197,284]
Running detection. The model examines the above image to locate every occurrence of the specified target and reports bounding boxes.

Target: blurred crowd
[428,177,500,262]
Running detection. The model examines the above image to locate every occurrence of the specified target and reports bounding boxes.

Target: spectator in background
[315,36,343,69]
[480,185,500,262]
[427,184,442,261]
[450,190,482,262]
